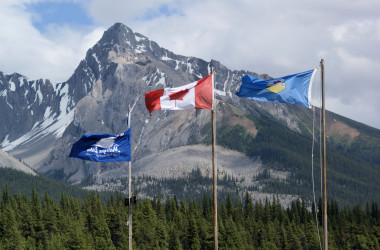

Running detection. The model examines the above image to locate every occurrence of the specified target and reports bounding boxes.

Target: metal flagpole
[321,59,328,250]
[128,105,133,250]
[211,67,218,250]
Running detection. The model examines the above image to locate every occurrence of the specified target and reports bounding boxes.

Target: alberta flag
[145,73,213,115]
[236,69,317,108]
[69,129,131,162]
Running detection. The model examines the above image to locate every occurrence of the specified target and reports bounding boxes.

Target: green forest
[0,167,110,202]
[0,185,379,249]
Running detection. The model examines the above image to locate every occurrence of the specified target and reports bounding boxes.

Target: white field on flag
[160,81,198,110]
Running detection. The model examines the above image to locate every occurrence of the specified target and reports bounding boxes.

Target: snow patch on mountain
[2,82,74,151]
[161,56,171,61]
[9,80,16,91]
[92,53,102,72]
[19,76,26,87]
[135,34,146,42]
[215,89,227,97]
[135,44,147,54]
[31,81,37,90]
[37,86,43,105]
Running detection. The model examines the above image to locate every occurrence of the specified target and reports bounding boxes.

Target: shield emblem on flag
[266,79,285,93]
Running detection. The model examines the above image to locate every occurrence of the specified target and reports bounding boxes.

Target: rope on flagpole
[309,63,323,250]
[311,104,323,250]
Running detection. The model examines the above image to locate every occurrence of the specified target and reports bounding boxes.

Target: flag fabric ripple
[69,129,131,162]
[145,73,213,115]
[236,69,317,108]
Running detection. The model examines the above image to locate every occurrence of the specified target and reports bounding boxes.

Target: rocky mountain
[1,23,261,180]
[0,72,73,168]
[1,23,379,206]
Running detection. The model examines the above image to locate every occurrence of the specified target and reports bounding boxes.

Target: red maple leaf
[169,89,189,101]
[168,89,189,107]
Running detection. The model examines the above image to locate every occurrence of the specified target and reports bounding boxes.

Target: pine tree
[304,221,321,250]
[278,223,289,250]
[244,192,254,219]
[202,194,213,221]
[187,213,201,250]
[1,184,10,210]
[165,196,179,222]
[30,188,47,247]
[83,192,114,249]
[133,198,159,249]
[156,197,169,249]
[168,223,183,250]
[265,221,280,248]
[226,193,233,216]
[64,219,88,249]
[45,233,65,249]
[106,199,127,248]
[0,202,26,249]
[41,193,59,235]
[286,221,302,250]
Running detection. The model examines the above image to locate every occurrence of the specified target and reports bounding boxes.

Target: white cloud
[0,1,104,82]
[1,0,380,129]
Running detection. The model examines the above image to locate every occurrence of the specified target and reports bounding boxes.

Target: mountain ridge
[1,22,379,206]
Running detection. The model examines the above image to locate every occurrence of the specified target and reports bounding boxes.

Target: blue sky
[0,0,380,129]
[26,1,94,32]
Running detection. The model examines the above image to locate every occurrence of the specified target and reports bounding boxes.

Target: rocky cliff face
[0,70,74,168]
[1,23,373,187]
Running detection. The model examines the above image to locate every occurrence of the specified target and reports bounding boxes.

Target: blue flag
[69,129,131,162]
[236,69,317,108]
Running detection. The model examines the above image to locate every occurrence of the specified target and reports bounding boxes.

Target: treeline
[1,187,379,249]
[0,167,110,202]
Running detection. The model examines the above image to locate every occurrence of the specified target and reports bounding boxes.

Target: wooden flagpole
[128,105,133,250]
[129,161,132,249]
[321,59,328,249]
[211,67,218,250]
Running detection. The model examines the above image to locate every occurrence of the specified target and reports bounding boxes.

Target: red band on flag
[145,89,164,115]
[195,74,213,109]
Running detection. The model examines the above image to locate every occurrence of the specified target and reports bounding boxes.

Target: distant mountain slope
[1,23,379,206]
[213,104,380,206]
[0,149,36,175]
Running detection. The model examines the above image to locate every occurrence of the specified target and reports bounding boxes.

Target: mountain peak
[96,23,149,52]
[102,23,134,42]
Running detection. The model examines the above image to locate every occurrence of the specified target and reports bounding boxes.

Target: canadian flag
[145,73,213,115]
